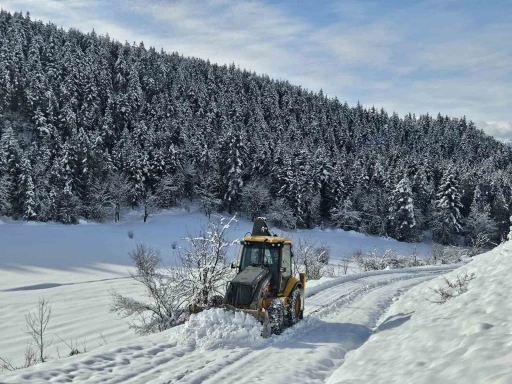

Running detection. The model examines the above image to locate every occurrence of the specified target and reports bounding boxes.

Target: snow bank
[306,264,458,298]
[175,308,264,349]
[327,241,512,384]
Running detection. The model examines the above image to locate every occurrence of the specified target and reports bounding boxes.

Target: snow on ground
[0,268,453,384]
[327,241,512,384]
[0,207,446,377]
[0,206,433,289]
[176,308,264,349]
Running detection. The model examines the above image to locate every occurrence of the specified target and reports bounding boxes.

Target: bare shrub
[25,297,52,363]
[352,249,364,271]
[316,245,330,265]
[55,335,87,356]
[110,244,188,335]
[356,248,430,271]
[293,237,332,280]
[0,344,37,372]
[177,216,237,306]
[430,244,444,264]
[440,246,467,264]
[110,215,239,335]
[468,233,494,257]
[0,299,52,371]
[341,257,351,275]
[429,272,476,304]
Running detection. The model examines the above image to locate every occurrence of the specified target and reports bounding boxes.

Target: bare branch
[24,297,52,363]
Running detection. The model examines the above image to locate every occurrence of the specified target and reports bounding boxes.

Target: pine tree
[0,174,11,215]
[0,9,510,233]
[387,176,417,241]
[465,187,498,247]
[18,156,37,220]
[219,126,246,214]
[432,169,464,245]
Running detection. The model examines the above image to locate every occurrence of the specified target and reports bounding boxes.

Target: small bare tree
[341,257,351,275]
[24,297,52,363]
[468,233,493,257]
[293,237,331,280]
[89,172,130,222]
[110,244,188,335]
[429,272,476,304]
[178,215,238,306]
[0,344,37,372]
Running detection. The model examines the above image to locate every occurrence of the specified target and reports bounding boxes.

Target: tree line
[0,10,511,245]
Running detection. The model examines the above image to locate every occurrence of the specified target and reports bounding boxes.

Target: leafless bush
[430,244,444,264]
[98,332,108,347]
[429,272,476,304]
[55,335,87,356]
[352,249,364,271]
[341,257,351,275]
[25,297,52,363]
[0,344,37,372]
[292,237,332,280]
[441,246,468,263]
[110,244,188,335]
[356,248,431,271]
[1,298,53,371]
[316,245,330,265]
[127,230,134,239]
[111,216,239,335]
[177,216,237,306]
[468,233,494,257]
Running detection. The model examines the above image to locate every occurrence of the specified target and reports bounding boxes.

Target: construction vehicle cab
[223,218,306,336]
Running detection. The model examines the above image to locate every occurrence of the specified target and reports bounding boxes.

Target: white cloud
[476,121,512,143]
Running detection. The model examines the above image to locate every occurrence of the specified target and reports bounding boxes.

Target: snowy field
[1,207,454,382]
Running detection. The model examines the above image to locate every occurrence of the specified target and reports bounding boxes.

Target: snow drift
[175,308,264,350]
[328,241,512,384]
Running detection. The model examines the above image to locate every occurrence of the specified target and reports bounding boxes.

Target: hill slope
[0,10,511,244]
[328,241,512,383]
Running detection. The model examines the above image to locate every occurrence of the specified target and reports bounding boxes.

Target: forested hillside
[0,10,511,245]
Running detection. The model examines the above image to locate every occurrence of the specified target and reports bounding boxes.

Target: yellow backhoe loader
[191,217,306,337]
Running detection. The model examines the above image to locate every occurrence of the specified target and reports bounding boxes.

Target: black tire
[268,299,285,335]
[287,286,302,326]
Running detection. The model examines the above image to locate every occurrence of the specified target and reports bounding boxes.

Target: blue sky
[1,0,511,142]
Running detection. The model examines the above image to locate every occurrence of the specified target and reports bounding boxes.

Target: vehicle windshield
[239,243,280,271]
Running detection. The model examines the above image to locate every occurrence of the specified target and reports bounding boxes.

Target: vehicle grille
[226,283,253,306]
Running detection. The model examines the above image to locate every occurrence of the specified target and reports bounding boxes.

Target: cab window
[282,244,292,278]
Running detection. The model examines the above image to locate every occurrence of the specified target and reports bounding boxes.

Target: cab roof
[242,235,292,244]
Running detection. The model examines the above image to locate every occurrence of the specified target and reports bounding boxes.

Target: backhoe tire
[268,299,285,335]
[287,286,302,326]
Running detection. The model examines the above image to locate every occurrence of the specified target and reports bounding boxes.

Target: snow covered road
[0,266,456,384]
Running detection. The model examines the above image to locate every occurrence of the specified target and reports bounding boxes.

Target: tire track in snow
[0,267,456,384]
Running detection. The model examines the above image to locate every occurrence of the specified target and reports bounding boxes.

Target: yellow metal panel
[281,276,300,297]
[242,235,292,244]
